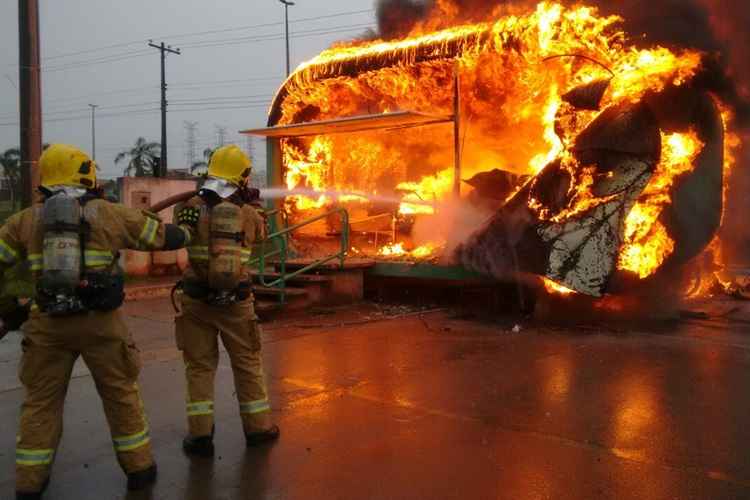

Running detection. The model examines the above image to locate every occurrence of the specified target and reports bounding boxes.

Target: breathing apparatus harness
[35,188,125,316]
[178,186,254,308]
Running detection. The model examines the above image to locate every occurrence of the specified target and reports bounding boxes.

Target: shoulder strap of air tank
[77,194,96,276]
[208,204,246,244]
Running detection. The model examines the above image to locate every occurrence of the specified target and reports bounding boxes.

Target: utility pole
[148,40,180,178]
[278,0,295,76]
[88,104,98,161]
[18,0,42,207]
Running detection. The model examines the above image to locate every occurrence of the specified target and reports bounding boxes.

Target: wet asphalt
[1,298,749,499]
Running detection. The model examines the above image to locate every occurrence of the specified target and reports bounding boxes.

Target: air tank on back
[208,201,244,293]
[39,193,83,304]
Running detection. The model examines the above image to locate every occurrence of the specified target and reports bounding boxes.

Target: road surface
[0,297,749,499]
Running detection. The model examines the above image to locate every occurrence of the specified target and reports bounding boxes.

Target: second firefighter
[175,145,279,457]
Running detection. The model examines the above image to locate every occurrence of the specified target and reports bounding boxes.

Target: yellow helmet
[39,144,97,189]
[207,145,251,186]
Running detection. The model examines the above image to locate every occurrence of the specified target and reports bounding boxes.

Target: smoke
[375,0,432,39]
[410,198,494,260]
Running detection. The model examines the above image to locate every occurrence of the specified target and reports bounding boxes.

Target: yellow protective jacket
[177,196,266,285]
[0,197,192,316]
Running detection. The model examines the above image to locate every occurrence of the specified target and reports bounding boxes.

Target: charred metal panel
[539,159,653,296]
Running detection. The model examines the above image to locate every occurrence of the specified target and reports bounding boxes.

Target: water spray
[149,187,440,213]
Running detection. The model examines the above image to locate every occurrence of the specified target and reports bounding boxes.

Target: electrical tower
[244,135,255,163]
[184,121,199,168]
[88,104,98,161]
[148,40,181,177]
[215,125,228,147]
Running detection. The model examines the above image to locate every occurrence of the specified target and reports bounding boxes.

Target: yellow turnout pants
[176,295,272,438]
[16,309,152,493]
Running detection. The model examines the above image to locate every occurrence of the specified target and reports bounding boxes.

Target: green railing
[251,207,350,303]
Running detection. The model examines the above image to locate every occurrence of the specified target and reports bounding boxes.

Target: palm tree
[0,148,21,209]
[190,147,214,174]
[115,138,160,177]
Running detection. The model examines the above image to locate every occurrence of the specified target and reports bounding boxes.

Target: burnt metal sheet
[539,159,652,296]
[538,160,654,297]
[243,111,454,138]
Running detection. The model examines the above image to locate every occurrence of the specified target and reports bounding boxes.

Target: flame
[719,105,741,225]
[378,242,406,256]
[283,136,333,210]
[377,242,441,260]
[543,278,576,295]
[617,131,704,279]
[412,243,440,259]
[273,1,732,271]
[397,168,454,215]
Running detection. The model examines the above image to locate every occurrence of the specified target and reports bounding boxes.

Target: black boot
[127,464,158,491]
[246,425,280,447]
[16,478,49,499]
[183,434,215,457]
[16,492,42,500]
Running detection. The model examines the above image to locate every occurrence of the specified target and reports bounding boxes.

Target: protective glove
[176,206,201,228]
[244,187,261,203]
[0,301,30,338]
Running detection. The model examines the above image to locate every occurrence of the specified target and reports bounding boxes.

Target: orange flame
[397,168,454,215]
[543,278,576,295]
[275,1,730,274]
[617,131,705,278]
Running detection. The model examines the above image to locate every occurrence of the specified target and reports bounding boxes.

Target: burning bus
[245,2,740,298]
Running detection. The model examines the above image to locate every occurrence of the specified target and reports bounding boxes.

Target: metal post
[453,66,462,198]
[18,0,42,207]
[279,0,295,76]
[148,40,181,177]
[88,104,98,161]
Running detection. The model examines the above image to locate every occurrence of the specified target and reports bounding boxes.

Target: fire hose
[148,190,198,213]
[148,187,263,214]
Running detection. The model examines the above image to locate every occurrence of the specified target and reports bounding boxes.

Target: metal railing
[251,207,349,303]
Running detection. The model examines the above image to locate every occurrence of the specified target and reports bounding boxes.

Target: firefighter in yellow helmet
[174,144,278,457]
[0,144,198,499]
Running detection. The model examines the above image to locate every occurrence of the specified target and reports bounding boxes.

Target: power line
[170,93,274,103]
[0,100,160,120]
[39,76,280,108]
[38,8,374,62]
[165,8,374,42]
[44,84,158,104]
[43,41,145,62]
[171,75,283,87]
[180,23,374,49]
[30,22,372,73]
[0,92,275,121]
[0,101,275,128]
[42,50,154,73]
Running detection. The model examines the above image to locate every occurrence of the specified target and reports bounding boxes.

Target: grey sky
[0,0,376,179]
